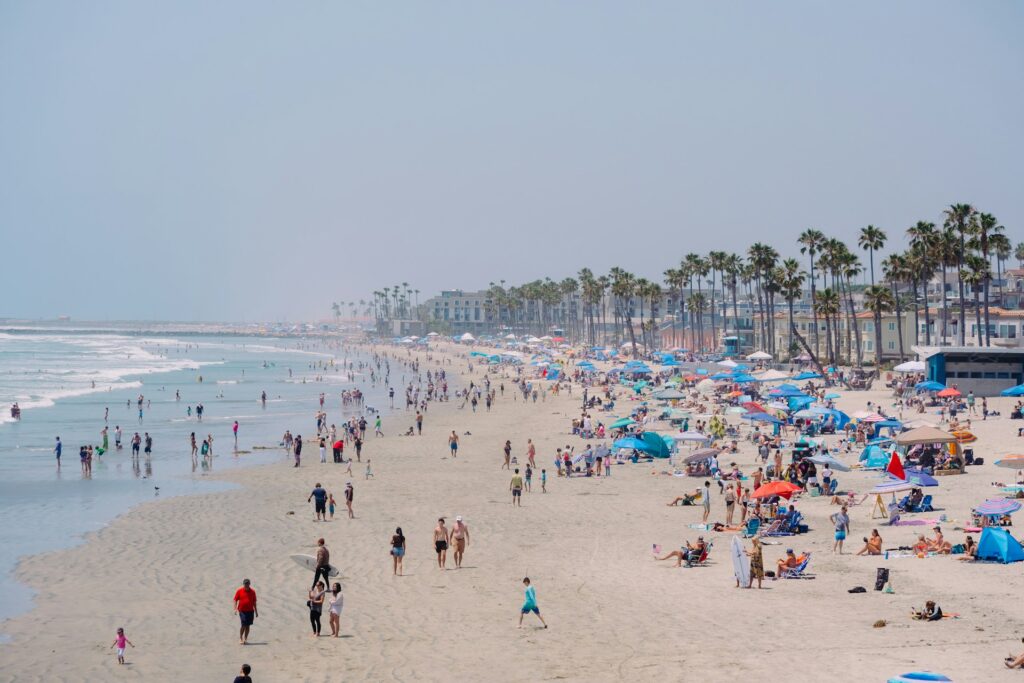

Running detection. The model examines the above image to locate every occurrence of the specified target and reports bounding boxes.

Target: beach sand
[4,344,1024,682]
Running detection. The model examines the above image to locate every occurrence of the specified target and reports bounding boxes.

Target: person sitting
[666,491,699,506]
[911,601,943,621]
[907,488,924,511]
[1005,638,1024,669]
[654,537,706,567]
[856,529,883,556]
[927,526,952,554]
[913,535,930,555]
[959,534,978,561]
[775,549,799,576]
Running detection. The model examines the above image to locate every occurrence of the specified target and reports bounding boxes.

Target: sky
[1,1,1021,322]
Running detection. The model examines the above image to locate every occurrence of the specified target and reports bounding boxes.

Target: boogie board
[731,536,750,587]
[290,554,340,577]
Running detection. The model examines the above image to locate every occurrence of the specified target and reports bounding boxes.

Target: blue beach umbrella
[792,371,822,381]
[1001,384,1024,397]
[915,380,946,392]
[613,437,651,452]
[744,412,783,425]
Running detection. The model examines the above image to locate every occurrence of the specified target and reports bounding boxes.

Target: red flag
[887,452,905,481]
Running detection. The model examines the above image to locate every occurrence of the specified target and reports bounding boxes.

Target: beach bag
[848,586,866,593]
[874,567,889,591]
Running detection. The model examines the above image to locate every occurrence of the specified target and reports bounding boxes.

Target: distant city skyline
[2,2,1021,321]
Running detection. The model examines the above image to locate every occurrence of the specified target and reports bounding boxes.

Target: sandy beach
[4,343,1024,682]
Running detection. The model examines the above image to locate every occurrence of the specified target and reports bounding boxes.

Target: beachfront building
[919,346,1024,396]
[768,311,917,364]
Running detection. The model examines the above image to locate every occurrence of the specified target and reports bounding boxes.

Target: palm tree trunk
[983,275,992,347]
[974,287,983,347]
[874,310,883,375]
[941,267,949,345]
[911,277,920,346]
[892,282,905,361]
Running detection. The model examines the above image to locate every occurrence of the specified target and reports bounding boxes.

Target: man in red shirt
[233,578,258,644]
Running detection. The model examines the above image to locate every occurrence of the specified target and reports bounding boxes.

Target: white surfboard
[290,554,340,577]
[730,536,750,587]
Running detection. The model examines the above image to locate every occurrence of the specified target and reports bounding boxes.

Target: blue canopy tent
[770,384,806,397]
[975,527,1024,563]
[787,395,815,411]
[641,432,672,458]
[731,373,759,384]
[612,437,649,451]
[710,372,734,380]
[915,380,946,392]
[873,419,902,438]
[1002,384,1024,397]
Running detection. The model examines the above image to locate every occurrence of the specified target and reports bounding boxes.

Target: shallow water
[0,329,400,632]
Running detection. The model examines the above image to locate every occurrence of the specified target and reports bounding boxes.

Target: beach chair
[827,479,838,496]
[686,542,712,567]
[781,553,812,579]
[920,494,934,512]
[757,519,786,537]
[742,518,761,538]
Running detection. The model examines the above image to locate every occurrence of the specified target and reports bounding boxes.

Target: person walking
[308,483,328,521]
[233,578,258,645]
[109,627,135,665]
[233,420,239,449]
[293,435,303,467]
[344,482,354,519]
[433,518,449,569]
[54,436,62,469]
[724,486,736,526]
[308,581,326,637]
[701,480,712,523]
[831,504,850,554]
[517,577,548,629]
[510,469,524,507]
[416,411,423,435]
[449,431,459,458]
[449,516,470,568]
[311,538,331,588]
[391,527,406,576]
[503,440,512,470]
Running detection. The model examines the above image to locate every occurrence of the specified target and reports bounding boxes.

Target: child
[328,493,336,519]
[110,627,134,664]
[517,577,548,629]
[365,459,374,480]
[541,468,547,493]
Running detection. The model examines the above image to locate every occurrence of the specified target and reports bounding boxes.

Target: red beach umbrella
[937,388,961,398]
[750,481,801,499]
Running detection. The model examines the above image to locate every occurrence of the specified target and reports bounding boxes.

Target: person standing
[701,480,712,523]
[416,411,423,435]
[308,483,327,521]
[831,504,850,554]
[354,435,363,462]
[449,431,459,458]
[233,420,239,449]
[327,583,343,637]
[503,440,512,470]
[294,435,302,467]
[449,516,470,568]
[510,468,524,507]
[526,439,536,468]
[344,482,354,519]
[311,538,331,588]
[391,527,406,576]
[308,581,326,637]
[319,438,327,464]
[233,578,258,645]
[109,627,134,665]
[724,486,736,526]
[517,577,548,629]
[54,436,62,469]
[746,537,764,589]
[433,518,449,569]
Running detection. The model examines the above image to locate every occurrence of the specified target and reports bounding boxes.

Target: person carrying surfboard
[312,538,331,589]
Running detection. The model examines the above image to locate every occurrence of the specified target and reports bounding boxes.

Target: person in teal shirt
[518,577,548,629]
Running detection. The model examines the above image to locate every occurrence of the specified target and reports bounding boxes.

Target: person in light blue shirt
[517,577,548,629]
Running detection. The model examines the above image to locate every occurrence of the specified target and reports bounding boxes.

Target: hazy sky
[2,2,1021,322]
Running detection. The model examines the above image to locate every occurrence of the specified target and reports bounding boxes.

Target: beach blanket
[892,518,941,527]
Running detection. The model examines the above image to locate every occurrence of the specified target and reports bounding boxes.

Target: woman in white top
[328,582,344,637]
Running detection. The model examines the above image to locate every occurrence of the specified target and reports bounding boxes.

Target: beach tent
[914,380,945,392]
[718,359,739,368]
[641,432,672,458]
[893,360,926,372]
[754,369,789,381]
[859,445,891,469]
[612,437,649,451]
[460,333,475,342]
[1001,384,1024,397]
[651,388,686,400]
[975,527,1024,564]
[746,351,772,361]
[894,426,957,446]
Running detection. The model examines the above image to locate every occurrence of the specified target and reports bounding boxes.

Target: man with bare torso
[449,516,470,569]
[434,518,449,569]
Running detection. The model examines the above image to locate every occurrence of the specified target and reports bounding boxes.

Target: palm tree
[708,250,727,349]
[663,267,685,350]
[863,285,895,373]
[882,254,908,361]
[799,229,826,358]
[943,203,976,345]
[814,288,841,366]
[936,228,959,345]
[779,258,804,358]
[722,254,743,348]
[687,292,707,351]
[907,221,937,345]
[839,251,864,366]
[972,213,1003,346]
[858,225,887,287]
[992,234,1012,313]
[963,254,988,346]
[331,301,341,320]
[609,268,639,356]
[1016,242,1024,269]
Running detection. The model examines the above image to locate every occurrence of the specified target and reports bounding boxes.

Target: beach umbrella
[426,332,439,337]
[853,411,885,423]
[792,371,822,381]
[612,437,650,452]
[892,468,938,487]
[1001,384,1024,397]
[750,481,801,499]
[914,380,945,392]
[695,379,716,394]
[609,417,636,429]
[746,351,772,360]
[744,412,783,425]
[754,369,789,381]
[652,388,686,400]
[869,480,915,495]
[731,373,758,384]
[742,401,767,413]
[995,455,1024,469]
[674,431,711,442]
[973,499,1023,516]
[936,387,961,398]
[718,359,739,368]
[893,360,926,372]
[806,454,851,472]
[726,406,747,414]
[824,392,840,400]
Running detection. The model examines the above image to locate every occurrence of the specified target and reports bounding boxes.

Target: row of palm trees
[357,203,1017,366]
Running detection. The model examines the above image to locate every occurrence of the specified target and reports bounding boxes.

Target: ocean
[0,326,397,634]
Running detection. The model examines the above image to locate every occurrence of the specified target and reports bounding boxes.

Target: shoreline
[4,344,1024,682]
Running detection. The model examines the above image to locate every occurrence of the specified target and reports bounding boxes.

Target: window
[888,341,895,350]
[866,341,874,351]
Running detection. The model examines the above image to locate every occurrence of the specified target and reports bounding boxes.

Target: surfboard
[730,536,750,587]
[289,554,340,577]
